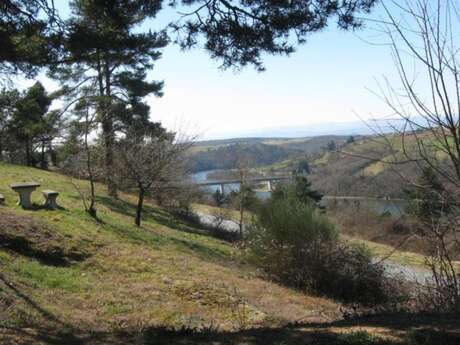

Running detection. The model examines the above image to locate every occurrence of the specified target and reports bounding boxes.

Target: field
[1,162,460,344]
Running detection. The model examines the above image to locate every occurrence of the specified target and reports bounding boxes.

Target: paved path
[196,212,241,233]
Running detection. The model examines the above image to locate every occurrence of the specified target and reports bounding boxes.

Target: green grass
[11,259,86,292]
[0,162,339,337]
[1,162,459,344]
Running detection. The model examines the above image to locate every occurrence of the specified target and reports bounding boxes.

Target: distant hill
[262,134,425,198]
[188,135,354,172]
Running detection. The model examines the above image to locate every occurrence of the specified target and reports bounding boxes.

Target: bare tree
[116,129,193,227]
[81,103,97,217]
[63,99,100,218]
[230,158,257,238]
[370,0,460,311]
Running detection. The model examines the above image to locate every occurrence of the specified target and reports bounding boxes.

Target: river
[191,170,408,217]
[191,169,272,200]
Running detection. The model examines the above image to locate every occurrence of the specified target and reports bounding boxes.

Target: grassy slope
[0,162,343,343]
[1,163,459,344]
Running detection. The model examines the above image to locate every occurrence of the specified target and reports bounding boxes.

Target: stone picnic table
[10,182,40,209]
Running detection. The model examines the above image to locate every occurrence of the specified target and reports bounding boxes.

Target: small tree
[212,189,226,207]
[228,158,258,238]
[272,176,323,208]
[116,127,191,226]
[326,140,337,152]
[230,185,257,239]
[346,136,355,144]
[73,99,99,217]
[405,167,451,223]
[294,159,310,175]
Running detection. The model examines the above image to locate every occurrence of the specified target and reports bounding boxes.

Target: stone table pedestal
[10,182,40,209]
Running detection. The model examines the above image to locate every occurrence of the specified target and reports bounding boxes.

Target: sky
[23,1,407,140]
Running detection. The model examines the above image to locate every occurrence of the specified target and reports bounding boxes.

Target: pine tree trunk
[103,58,117,198]
[48,141,55,166]
[135,187,145,227]
[40,140,46,169]
[85,109,97,218]
[96,50,117,199]
[25,139,31,166]
[102,116,117,198]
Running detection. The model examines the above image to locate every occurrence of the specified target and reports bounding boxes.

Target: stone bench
[42,190,59,209]
[0,194,4,205]
[10,182,40,209]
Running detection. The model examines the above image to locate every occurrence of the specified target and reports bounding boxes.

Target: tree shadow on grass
[0,274,72,329]
[305,312,460,335]
[24,203,68,212]
[0,209,88,267]
[100,218,231,264]
[4,313,460,345]
[0,232,88,267]
[96,196,224,240]
[1,278,459,345]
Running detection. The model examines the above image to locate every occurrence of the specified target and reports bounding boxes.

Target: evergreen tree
[326,140,337,151]
[172,0,377,70]
[294,159,310,175]
[0,1,61,79]
[51,0,168,197]
[294,176,323,205]
[0,88,20,160]
[273,176,323,207]
[212,189,226,207]
[405,167,451,222]
[346,135,355,144]
[2,1,376,77]
[7,82,60,166]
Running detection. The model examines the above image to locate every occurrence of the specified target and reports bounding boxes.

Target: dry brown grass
[2,162,460,344]
[0,162,341,342]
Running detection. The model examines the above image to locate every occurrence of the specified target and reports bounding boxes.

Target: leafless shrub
[229,285,250,331]
[367,0,460,312]
[115,129,194,226]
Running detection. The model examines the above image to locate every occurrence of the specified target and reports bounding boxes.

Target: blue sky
[148,5,398,139]
[26,1,403,139]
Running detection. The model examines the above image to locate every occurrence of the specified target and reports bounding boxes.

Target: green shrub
[245,196,394,306]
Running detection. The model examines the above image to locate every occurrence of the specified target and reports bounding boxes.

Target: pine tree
[7,82,59,166]
[172,0,377,70]
[0,89,19,160]
[406,167,451,222]
[0,1,61,79]
[51,0,167,197]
